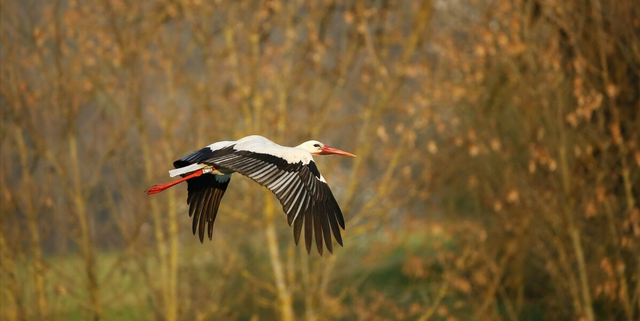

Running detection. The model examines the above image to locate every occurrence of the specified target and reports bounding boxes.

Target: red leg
[145,167,212,195]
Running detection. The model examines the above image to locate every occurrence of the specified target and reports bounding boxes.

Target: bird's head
[297,140,356,157]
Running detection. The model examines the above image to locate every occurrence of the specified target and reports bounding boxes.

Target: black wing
[201,150,345,255]
[185,174,231,242]
[174,145,235,242]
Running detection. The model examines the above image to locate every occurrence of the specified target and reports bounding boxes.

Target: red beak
[320,145,356,157]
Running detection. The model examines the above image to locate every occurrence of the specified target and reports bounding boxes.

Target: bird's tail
[168,163,207,177]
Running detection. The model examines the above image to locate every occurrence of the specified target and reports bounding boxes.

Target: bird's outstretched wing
[185,174,231,242]
[203,150,345,255]
[173,145,235,242]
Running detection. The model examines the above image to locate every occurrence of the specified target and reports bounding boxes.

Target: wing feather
[304,210,313,253]
[313,206,323,255]
[191,191,205,235]
[293,209,304,245]
[319,201,333,253]
[198,193,208,243]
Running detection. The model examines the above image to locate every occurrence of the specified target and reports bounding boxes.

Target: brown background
[1,0,639,320]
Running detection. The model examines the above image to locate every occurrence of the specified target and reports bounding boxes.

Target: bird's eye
[313,143,320,148]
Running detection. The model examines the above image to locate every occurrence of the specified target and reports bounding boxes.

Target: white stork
[146,135,356,255]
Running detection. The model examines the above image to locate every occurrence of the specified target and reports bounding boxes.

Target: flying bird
[146,135,356,255]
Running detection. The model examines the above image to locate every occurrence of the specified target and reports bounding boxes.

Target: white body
[169,135,320,178]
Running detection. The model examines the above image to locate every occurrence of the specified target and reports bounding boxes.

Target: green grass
[2,226,549,320]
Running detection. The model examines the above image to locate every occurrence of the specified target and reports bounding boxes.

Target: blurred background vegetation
[1,0,639,320]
